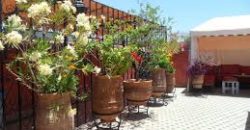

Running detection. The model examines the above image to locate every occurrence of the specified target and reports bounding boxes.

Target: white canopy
[191,15,250,37]
[188,15,250,92]
[190,15,250,64]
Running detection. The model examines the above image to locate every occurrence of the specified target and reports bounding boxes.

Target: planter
[151,68,167,97]
[123,79,152,106]
[3,0,16,16]
[166,73,176,93]
[192,75,204,89]
[36,92,74,130]
[92,75,123,123]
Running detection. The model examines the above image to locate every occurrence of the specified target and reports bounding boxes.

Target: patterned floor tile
[77,88,250,130]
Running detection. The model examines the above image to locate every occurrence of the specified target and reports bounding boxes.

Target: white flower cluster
[28,2,51,19]
[7,14,22,27]
[72,31,80,38]
[55,33,65,44]
[66,45,78,58]
[94,66,101,74]
[7,14,26,31]
[66,24,74,31]
[0,41,4,50]
[60,0,76,14]
[6,31,23,47]
[76,13,91,31]
[100,15,106,21]
[30,51,42,62]
[38,64,53,76]
[82,35,89,45]
[78,34,89,46]
[15,0,27,4]
[89,16,96,19]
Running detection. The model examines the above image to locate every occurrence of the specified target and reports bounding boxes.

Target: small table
[222,80,239,95]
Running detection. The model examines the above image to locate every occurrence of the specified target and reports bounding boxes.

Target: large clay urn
[151,68,167,97]
[166,73,176,93]
[36,92,74,130]
[123,79,152,106]
[92,75,124,123]
[3,0,16,17]
[192,75,204,89]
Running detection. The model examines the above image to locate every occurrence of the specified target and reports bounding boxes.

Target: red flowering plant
[130,48,152,80]
[131,52,143,64]
[131,51,143,80]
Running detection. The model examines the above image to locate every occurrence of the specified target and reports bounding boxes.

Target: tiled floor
[77,88,250,130]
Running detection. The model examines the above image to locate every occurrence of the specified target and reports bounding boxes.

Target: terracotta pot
[36,92,74,130]
[123,79,152,106]
[151,68,167,97]
[192,75,204,89]
[3,0,16,17]
[92,75,123,122]
[166,73,176,93]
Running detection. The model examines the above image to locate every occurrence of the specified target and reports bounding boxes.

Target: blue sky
[95,0,250,33]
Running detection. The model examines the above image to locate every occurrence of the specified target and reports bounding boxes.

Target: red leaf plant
[131,52,143,64]
[131,51,143,80]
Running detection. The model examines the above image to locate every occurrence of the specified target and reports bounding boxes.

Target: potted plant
[2,1,99,129]
[123,49,153,106]
[122,4,163,106]
[165,62,176,93]
[165,39,180,93]
[148,39,178,98]
[123,4,173,101]
[188,60,207,89]
[92,20,134,123]
[150,47,178,94]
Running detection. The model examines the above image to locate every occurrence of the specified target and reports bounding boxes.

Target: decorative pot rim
[153,68,166,72]
[166,72,175,75]
[123,79,152,83]
[95,75,122,79]
[37,92,72,96]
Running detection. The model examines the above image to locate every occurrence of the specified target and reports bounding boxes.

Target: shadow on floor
[123,113,150,121]
[119,111,154,130]
[246,112,250,130]
[121,106,151,121]
[181,88,208,98]
[181,87,250,98]
[205,88,250,98]
[147,102,165,107]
